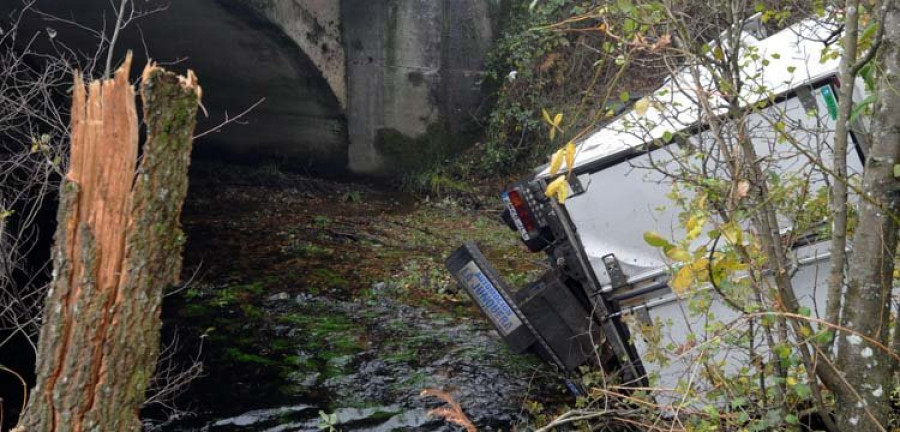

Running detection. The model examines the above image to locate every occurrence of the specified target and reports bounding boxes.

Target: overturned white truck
[447,18,870,401]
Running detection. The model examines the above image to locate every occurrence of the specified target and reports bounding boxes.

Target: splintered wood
[19,53,201,432]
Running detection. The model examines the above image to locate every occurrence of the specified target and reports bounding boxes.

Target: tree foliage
[482,0,671,174]
[522,0,898,430]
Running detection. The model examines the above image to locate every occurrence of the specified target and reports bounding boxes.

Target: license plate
[456,261,523,336]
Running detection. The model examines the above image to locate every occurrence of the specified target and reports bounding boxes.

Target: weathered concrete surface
[343,0,500,174]
[5,0,348,171]
[6,0,500,175]
[245,0,346,107]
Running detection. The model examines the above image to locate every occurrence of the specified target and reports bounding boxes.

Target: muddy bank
[145,162,566,431]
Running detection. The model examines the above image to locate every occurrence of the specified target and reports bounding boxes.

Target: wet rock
[207,404,315,430]
[267,292,291,302]
[286,370,320,388]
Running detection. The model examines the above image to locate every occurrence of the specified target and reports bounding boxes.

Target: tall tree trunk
[15,54,200,432]
[835,1,900,429]
[825,0,860,352]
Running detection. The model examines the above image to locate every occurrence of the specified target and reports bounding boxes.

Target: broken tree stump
[17,53,201,432]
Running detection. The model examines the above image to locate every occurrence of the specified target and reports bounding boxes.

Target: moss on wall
[374,121,462,174]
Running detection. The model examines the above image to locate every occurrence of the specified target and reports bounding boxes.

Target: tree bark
[15,54,200,432]
[835,1,900,429]
[825,0,860,352]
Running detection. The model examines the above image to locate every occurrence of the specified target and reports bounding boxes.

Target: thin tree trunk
[825,0,860,353]
[15,54,200,432]
[835,1,900,429]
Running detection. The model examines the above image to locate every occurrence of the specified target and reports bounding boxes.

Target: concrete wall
[343,0,501,174]
[6,0,500,176]
[245,0,347,107]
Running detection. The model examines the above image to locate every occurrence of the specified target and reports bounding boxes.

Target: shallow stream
[145,164,563,431]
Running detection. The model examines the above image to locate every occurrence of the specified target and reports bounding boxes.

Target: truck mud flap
[446,242,609,372]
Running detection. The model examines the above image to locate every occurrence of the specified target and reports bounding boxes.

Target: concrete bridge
[6,0,502,175]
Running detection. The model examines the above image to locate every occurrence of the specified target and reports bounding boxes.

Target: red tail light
[507,189,537,233]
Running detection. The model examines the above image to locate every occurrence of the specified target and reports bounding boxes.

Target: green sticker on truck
[820,85,838,120]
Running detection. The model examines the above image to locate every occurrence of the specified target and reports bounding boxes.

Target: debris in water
[420,388,477,432]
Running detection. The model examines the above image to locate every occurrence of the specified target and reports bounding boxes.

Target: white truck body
[449,17,872,404]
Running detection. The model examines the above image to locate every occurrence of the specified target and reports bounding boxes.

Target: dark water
[149,292,559,431]
[145,166,565,431]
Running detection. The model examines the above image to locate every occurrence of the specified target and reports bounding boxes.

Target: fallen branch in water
[420,388,477,432]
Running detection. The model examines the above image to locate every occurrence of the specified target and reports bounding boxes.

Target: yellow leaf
[550,127,556,141]
[692,258,709,273]
[691,258,710,282]
[697,193,708,210]
[671,266,694,294]
[715,257,747,272]
[786,376,798,387]
[542,108,552,124]
[565,141,576,172]
[545,175,567,199]
[549,149,564,176]
[713,46,725,61]
[556,182,569,204]
[553,113,563,127]
[666,247,691,262]
[634,97,650,117]
[721,223,743,245]
[686,215,705,240]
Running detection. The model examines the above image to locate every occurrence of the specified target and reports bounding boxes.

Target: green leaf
[860,63,876,90]
[662,130,673,142]
[799,306,811,317]
[793,383,811,399]
[815,330,834,345]
[785,414,799,425]
[850,94,877,123]
[775,343,792,359]
[860,21,878,44]
[643,231,670,247]
[619,91,630,103]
